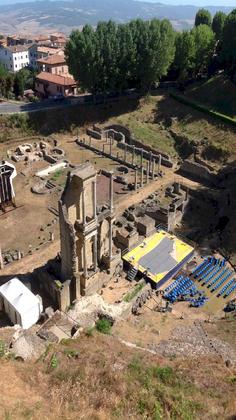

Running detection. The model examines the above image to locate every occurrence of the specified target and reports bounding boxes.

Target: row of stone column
[87,135,162,178]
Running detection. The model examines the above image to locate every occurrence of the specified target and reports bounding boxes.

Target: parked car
[53,94,65,101]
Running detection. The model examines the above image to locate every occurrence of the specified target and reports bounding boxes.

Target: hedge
[170,92,236,128]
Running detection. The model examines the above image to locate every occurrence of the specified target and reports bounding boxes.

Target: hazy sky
[0,0,235,6]
[160,1,235,5]
[146,0,235,5]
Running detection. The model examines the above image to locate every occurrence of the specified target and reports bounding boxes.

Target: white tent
[0,278,43,329]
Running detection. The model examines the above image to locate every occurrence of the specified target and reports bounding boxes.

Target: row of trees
[175,8,236,80]
[65,19,175,94]
[64,9,236,95]
[0,66,35,99]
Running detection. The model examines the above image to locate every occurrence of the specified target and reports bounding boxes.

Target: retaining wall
[180,160,217,185]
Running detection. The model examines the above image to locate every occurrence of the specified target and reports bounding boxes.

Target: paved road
[0,96,87,114]
[0,91,140,114]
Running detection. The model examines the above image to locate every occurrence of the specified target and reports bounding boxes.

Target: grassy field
[0,332,235,419]
[107,93,236,164]
[185,75,236,120]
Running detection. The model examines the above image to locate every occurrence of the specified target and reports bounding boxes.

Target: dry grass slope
[0,333,236,419]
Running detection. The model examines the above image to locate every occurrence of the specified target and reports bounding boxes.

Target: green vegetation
[212,11,226,40]
[0,66,36,100]
[85,326,95,337]
[123,282,145,303]
[66,19,175,94]
[195,9,212,27]
[170,91,236,127]
[49,353,58,370]
[63,349,79,359]
[50,170,63,182]
[185,75,236,118]
[65,9,236,93]
[0,340,6,358]
[127,356,203,419]
[96,319,112,335]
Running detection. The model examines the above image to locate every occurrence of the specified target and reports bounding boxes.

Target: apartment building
[37,54,69,75]
[0,45,31,72]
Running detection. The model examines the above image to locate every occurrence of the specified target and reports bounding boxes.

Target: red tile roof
[36,72,76,86]
[37,54,65,65]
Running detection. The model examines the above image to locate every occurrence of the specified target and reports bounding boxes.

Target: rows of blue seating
[205,267,228,288]
[211,270,232,293]
[217,278,236,298]
[163,275,184,295]
[164,275,208,307]
[163,257,236,307]
[224,283,236,298]
[195,257,224,283]
[193,257,236,299]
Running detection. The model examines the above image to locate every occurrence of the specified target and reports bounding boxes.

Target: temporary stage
[123,230,194,289]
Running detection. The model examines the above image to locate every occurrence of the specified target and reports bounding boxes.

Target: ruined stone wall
[88,123,174,168]
[86,128,102,140]
[180,160,217,185]
[59,200,78,281]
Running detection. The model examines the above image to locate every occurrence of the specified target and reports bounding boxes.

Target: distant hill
[0,0,233,35]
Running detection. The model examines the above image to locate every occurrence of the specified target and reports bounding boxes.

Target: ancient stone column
[109,219,113,260]
[83,240,87,278]
[124,144,127,161]
[141,166,144,188]
[149,152,153,167]
[185,188,189,201]
[146,162,149,184]
[132,146,135,165]
[135,168,138,190]
[152,158,155,180]
[110,136,112,155]
[158,154,162,172]
[103,143,105,153]
[0,248,4,270]
[109,172,114,212]
[49,232,54,242]
[93,234,98,270]
[93,180,97,218]
[82,188,86,225]
[140,148,143,169]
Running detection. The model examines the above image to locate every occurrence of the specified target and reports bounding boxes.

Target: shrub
[123,282,145,303]
[153,365,174,384]
[63,349,79,359]
[85,327,95,337]
[0,340,6,358]
[96,319,112,335]
[49,353,58,369]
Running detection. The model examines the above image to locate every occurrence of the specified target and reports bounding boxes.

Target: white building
[0,45,31,72]
[0,278,43,329]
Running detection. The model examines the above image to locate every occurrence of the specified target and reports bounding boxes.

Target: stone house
[35,72,77,98]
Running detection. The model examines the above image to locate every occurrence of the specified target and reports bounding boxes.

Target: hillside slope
[1,92,236,166]
[0,332,236,419]
[0,0,233,35]
[185,75,236,120]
